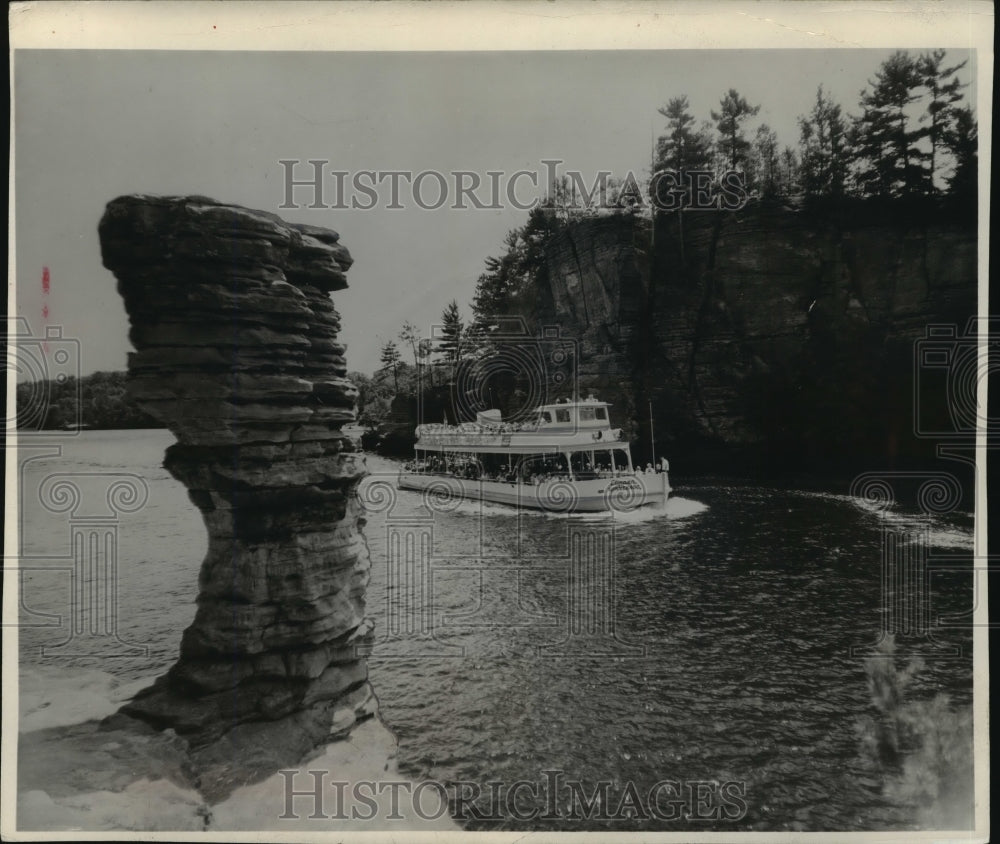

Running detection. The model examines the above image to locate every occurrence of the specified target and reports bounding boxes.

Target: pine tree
[917,49,969,193]
[470,254,515,344]
[853,51,927,198]
[469,207,559,345]
[377,340,402,392]
[751,124,780,197]
[945,105,977,208]
[798,86,849,199]
[710,89,760,171]
[437,299,464,366]
[655,96,714,173]
[780,146,800,195]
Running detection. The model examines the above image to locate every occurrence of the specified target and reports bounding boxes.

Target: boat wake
[592,495,709,523]
[803,490,974,550]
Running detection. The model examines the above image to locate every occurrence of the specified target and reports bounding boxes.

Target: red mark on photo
[42,266,51,352]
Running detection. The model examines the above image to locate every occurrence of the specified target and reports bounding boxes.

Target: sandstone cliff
[535,203,977,472]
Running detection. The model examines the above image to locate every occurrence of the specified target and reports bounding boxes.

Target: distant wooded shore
[16,371,163,430]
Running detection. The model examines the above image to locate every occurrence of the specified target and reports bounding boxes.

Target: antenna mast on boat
[648,129,658,469]
[648,399,656,465]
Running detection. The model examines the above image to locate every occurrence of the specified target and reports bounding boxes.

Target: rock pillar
[98,195,375,752]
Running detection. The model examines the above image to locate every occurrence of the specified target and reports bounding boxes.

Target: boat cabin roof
[534,397,610,413]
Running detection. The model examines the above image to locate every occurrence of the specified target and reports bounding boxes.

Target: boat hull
[396,471,670,513]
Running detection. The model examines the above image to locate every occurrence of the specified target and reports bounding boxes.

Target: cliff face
[536,205,977,471]
[99,195,376,795]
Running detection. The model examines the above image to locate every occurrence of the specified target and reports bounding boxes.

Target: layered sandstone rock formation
[98,196,375,765]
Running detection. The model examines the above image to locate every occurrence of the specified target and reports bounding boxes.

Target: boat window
[539,411,552,423]
[595,407,607,421]
[570,451,599,477]
[555,409,571,423]
[593,450,614,473]
[579,408,596,421]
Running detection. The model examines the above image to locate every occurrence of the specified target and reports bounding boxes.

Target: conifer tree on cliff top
[918,49,969,193]
[798,86,849,200]
[751,124,780,197]
[781,146,799,194]
[655,95,714,174]
[469,207,560,344]
[711,89,761,171]
[945,104,977,209]
[852,51,928,198]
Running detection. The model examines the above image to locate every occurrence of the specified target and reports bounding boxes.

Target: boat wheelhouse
[397,396,670,512]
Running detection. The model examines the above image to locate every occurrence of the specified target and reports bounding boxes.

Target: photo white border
[6,1,992,842]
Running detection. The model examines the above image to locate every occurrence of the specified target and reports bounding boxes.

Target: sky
[13,48,977,377]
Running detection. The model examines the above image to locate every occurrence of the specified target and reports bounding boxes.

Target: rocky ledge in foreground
[98,195,375,796]
[18,668,456,831]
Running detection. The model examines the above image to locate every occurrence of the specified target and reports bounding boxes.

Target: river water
[16,429,977,832]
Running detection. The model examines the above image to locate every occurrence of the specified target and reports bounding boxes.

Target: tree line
[655,49,975,205]
[365,299,470,425]
[16,370,162,430]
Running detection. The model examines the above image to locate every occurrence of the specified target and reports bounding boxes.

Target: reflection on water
[17,432,975,831]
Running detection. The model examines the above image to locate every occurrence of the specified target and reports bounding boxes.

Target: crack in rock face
[99,195,377,761]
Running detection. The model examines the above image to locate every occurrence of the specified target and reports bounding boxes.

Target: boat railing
[417,420,535,436]
[400,463,655,484]
[415,423,624,443]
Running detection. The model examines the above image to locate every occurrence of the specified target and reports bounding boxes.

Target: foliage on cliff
[16,370,162,430]
[468,207,564,342]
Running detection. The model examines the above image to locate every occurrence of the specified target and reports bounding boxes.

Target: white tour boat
[397,396,670,512]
